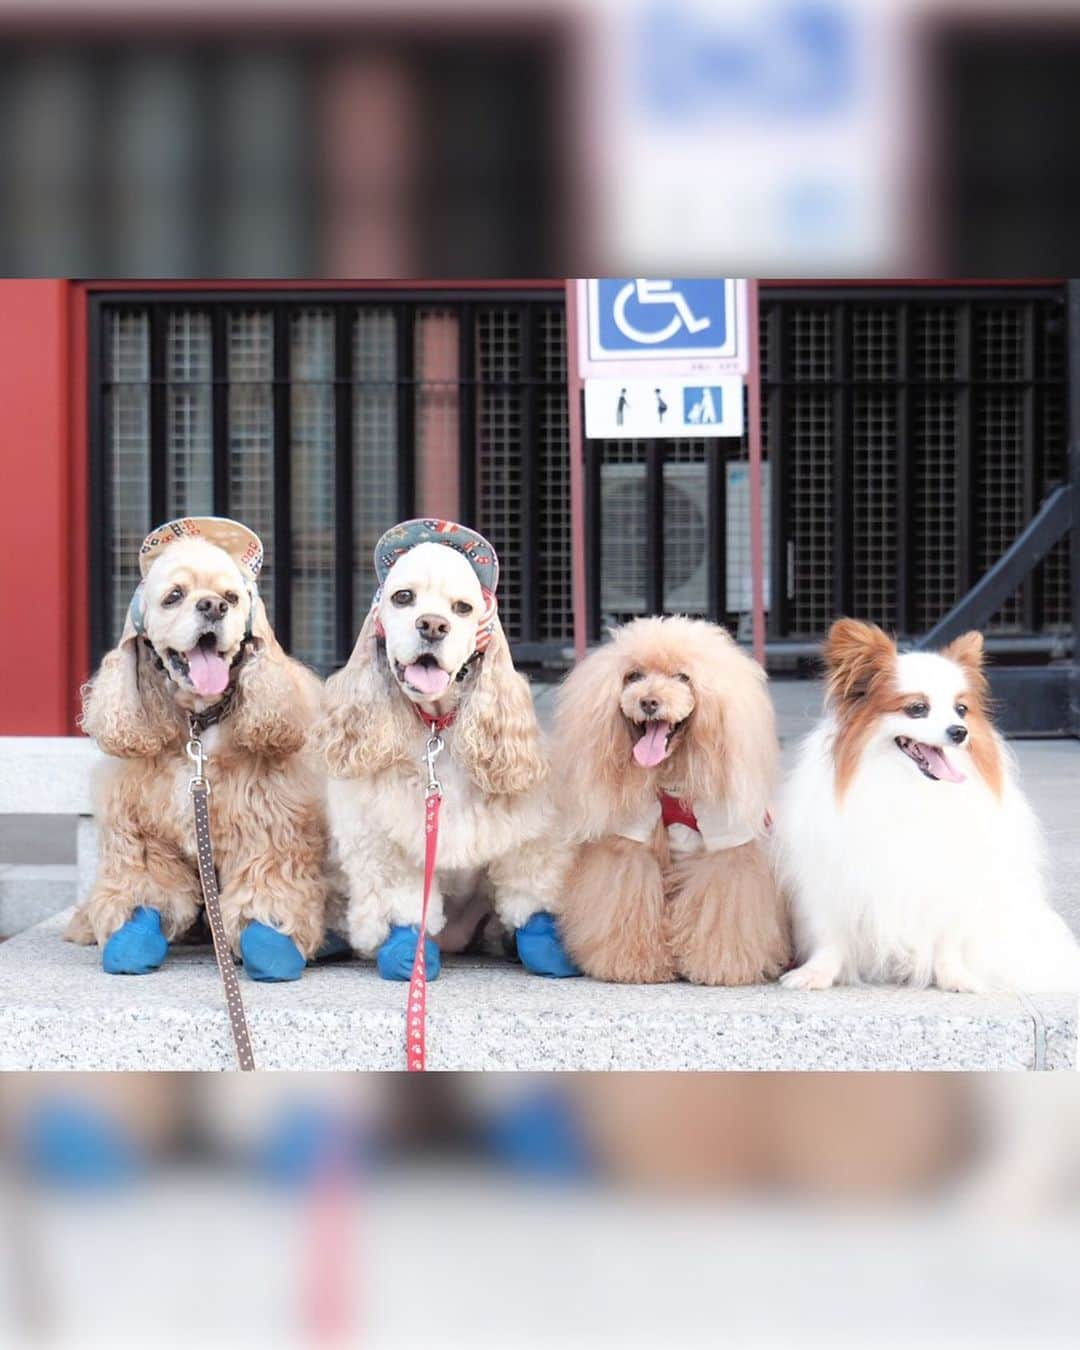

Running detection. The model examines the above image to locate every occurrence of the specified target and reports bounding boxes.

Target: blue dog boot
[256,1106,345,1186]
[310,930,353,964]
[484,1088,595,1182]
[102,906,169,975]
[23,1099,141,1188]
[240,922,306,982]
[515,912,580,977]
[376,925,441,982]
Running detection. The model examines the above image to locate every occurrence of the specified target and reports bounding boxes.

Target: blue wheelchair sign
[581,279,746,374]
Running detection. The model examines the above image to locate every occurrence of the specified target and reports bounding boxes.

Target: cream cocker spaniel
[315,519,578,979]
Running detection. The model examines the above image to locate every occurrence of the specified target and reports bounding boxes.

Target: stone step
[0,863,75,937]
[0,911,1074,1071]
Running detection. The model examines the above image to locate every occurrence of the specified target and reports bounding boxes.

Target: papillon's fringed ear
[942,631,992,713]
[823,618,896,706]
[941,630,985,674]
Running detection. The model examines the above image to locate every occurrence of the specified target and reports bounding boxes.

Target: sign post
[565,280,588,661]
[746,279,765,667]
[568,277,766,665]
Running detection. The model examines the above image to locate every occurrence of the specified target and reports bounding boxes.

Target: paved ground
[3,910,1073,1069]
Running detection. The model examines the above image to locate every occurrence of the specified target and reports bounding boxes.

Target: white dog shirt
[614,792,756,856]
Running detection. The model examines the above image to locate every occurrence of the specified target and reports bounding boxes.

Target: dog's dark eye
[955,702,968,719]
[224,591,239,606]
[452,601,474,616]
[623,670,643,685]
[676,672,691,683]
[905,701,929,719]
[162,587,184,607]
[391,589,415,607]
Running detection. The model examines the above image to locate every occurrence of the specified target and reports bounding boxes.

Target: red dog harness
[657,791,773,839]
[658,791,699,833]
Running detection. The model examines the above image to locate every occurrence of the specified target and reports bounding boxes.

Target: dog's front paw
[240,922,306,982]
[102,907,169,975]
[515,912,581,978]
[376,926,441,982]
[780,962,838,991]
[933,966,987,995]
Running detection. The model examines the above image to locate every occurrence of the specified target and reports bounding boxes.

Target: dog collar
[412,705,458,734]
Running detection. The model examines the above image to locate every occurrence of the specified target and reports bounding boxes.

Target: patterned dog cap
[373,518,499,595]
[137,517,264,582]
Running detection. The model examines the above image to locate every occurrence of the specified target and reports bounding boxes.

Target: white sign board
[577,278,749,378]
[590,2,905,273]
[585,376,744,440]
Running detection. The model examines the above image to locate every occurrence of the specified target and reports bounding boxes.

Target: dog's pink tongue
[186,646,230,697]
[404,662,451,697]
[633,721,671,768]
[922,743,966,783]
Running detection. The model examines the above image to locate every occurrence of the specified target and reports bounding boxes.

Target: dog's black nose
[947,724,968,744]
[416,613,450,643]
[640,697,659,717]
[196,596,229,620]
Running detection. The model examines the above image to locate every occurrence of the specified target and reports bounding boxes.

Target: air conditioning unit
[599,460,770,620]
[600,462,710,616]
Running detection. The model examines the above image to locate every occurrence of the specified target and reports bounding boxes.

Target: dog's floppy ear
[551,631,644,839]
[823,618,896,706]
[455,617,547,796]
[678,622,776,828]
[231,611,317,756]
[247,591,277,650]
[312,607,415,778]
[80,633,182,759]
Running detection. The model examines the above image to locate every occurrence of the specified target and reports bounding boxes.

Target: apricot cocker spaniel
[68,517,327,981]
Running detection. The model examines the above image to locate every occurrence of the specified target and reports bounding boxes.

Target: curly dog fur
[314,541,570,960]
[68,540,327,958]
[552,616,790,985]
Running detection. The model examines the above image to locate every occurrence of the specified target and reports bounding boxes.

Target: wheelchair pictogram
[581,278,745,375]
[612,279,713,345]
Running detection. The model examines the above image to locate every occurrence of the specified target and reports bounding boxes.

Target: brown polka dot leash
[187,722,256,1071]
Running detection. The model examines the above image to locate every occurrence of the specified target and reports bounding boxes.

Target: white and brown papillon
[774,619,1080,994]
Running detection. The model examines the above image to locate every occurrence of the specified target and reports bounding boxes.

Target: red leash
[406,709,455,1072]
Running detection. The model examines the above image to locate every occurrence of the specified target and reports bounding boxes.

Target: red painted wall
[0,280,75,735]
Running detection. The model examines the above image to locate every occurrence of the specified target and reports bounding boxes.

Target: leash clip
[186,719,210,795]
[424,731,445,798]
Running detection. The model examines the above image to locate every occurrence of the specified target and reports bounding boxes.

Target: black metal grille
[92,284,1071,675]
[585,284,1069,651]
[766,285,1069,642]
[90,289,568,673]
